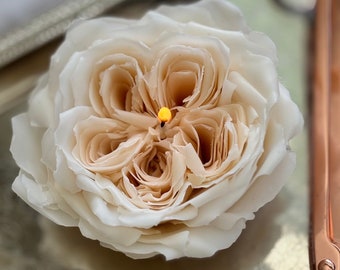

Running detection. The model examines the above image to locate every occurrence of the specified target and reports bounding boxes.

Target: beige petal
[119,141,187,210]
[148,34,230,111]
[174,106,252,186]
[90,54,147,117]
[80,39,158,117]
[72,116,147,175]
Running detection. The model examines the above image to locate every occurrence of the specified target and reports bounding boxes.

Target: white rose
[10,0,303,260]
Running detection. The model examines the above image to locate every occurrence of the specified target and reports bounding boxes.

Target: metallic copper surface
[310,0,340,268]
[329,0,340,247]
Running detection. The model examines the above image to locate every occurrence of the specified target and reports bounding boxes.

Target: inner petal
[195,124,215,165]
[167,70,197,107]
[72,116,146,174]
[100,66,134,112]
[87,134,124,163]
[89,53,148,117]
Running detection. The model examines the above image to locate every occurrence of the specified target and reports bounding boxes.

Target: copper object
[310,0,340,269]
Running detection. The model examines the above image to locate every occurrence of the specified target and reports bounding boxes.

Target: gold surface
[0,0,309,269]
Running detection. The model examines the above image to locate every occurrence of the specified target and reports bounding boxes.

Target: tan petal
[119,141,187,209]
[72,116,147,175]
[148,34,230,110]
[174,105,252,186]
[88,39,157,117]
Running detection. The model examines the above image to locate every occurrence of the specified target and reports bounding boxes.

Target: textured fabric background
[0,0,66,37]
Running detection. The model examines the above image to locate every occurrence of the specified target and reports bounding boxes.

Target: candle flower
[10,0,303,259]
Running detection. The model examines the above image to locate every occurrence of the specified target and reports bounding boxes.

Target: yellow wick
[157,107,172,126]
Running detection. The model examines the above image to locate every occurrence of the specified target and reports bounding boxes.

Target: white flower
[10,0,303,260]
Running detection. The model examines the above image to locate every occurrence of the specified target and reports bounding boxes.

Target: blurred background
[0,0,313,269]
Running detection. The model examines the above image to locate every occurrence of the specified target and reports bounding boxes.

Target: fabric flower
[10,0,303,260]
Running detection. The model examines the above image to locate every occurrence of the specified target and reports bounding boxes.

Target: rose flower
[10,0,303,260]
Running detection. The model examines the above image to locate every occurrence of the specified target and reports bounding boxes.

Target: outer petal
[10,113,46,184]
[27,75,54,128]
[12,172,77,227]
[153,0,249,32]
[48,17,135,97]
[11,114,79,226]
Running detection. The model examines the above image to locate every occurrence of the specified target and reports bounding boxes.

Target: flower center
[157,107,172,127]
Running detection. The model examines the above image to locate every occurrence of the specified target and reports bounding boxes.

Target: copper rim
[310,0,340,269]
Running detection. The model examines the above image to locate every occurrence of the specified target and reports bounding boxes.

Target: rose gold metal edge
[310,0,340,269]
[329,0,340,249]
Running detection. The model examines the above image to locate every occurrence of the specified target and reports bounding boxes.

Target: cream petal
[189,145,297,259]
[72,115,146,173]
[118,216,246,259]
[149,34,230,109]
[149,46,206,108]
[68,55,93,107]
[79,174,194,228]
[55,107,91,152]
[220,123,262,178]
[104,237,183,260]
[139,230,190,258]
[217,79,237,106]
[88,135,145,172]
[231,51,279,106]
[58,191,143,246]
[211,211,254,231]
[48,17,136,97]
[119,142,187,210]
[10,113,47,184]
[229,71,267,116]
[201,153,296,252]
[55,106,137,177]
[116,205,166,228]
[174,106,254,184]
[99,64,136,112]
[83,192,121,226]
[55,52,82,114]
[58,17,135,62]
[57,38,154,116]
[182,22,277,68]
[55,107,100,178]
[113,109,158,130]
[112,218,245,260]
[76,173,140,213]
[176,143,205,178]
[271,84,304,140]
[27,75,54,128]
[54,148,80,193]
[41,128,58,171]
[248,31,278,63]
[255,121,287,178]
[254,86,303,178]
[184,219,246,258]
[185,161,256,227]
[87,40,153,117]
[12,172,77,226]
[151,0,248,31]
[13,172,53,209]
[78,218,142,248]
[231,151,296,215]
[161,203,198,223]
